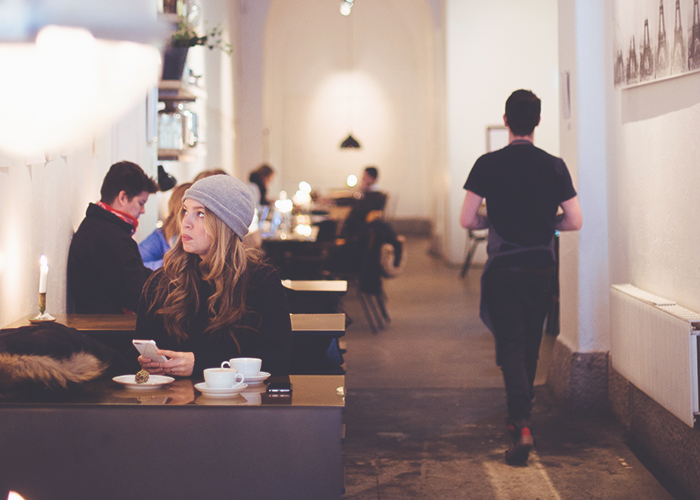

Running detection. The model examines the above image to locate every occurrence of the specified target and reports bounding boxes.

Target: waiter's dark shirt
[464,141,577,266]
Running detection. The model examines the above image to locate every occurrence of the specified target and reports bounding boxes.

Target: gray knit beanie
[184,175,255,239]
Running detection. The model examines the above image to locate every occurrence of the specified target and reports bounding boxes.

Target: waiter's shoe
[505,421,533,465]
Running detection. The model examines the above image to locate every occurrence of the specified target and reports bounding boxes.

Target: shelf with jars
[157,81,202,162]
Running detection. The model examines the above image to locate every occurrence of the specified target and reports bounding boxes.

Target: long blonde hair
[145,206,263,344]
[161,182,192,243]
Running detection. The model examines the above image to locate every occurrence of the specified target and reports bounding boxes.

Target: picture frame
[486,125,508,152]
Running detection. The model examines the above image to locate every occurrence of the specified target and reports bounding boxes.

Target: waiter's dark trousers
[484,267,554,428]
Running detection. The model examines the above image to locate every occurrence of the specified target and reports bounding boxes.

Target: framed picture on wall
[613,0,700,88]
[486,125,508,152]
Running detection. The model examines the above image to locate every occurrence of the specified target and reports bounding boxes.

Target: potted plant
[162,18,232,80]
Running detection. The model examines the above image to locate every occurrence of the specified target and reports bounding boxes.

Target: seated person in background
[68,161,158,314]
[347,166,386,223]
[139,182,192,270]
[341,189,388,244]
[135,175,293,377]
[248,164,275,211]
[359,166,380,193]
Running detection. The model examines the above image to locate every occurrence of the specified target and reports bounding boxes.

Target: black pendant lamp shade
[340,133,361,149]
[158,164,177,192]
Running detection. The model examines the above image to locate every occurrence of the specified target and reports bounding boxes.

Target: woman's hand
[138,349,195,377]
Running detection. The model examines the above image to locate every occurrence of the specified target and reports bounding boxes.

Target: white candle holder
[29,292,55,323]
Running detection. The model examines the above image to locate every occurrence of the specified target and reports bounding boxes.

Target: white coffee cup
[221,357,262,377]
[203,368,245,389]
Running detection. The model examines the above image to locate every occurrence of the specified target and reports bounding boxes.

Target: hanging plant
[170,19,232,55]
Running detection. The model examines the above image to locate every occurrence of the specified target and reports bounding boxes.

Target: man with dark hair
[360,166,379,193]
[460,89,582,464]
[68,161,158,314]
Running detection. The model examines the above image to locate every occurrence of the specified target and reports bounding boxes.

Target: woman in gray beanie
[134,175,292,377]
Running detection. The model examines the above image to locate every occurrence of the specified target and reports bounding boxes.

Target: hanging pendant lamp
[339,1,361,150]
[340,133,361,149]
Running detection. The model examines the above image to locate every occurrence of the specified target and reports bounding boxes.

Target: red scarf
[97,201,139,235]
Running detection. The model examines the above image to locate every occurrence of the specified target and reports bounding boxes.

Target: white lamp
[0,1,166,156]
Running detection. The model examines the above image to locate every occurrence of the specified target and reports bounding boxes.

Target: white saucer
[241,371,271,385]
[194,382,248,397]
[113,374,175,389]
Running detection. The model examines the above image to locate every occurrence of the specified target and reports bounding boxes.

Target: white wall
[444,0,560,264]
[264,0,436,218]
[555,0,700,357]
[607,35,700,313]
[556,0,611,354]
[236,0,272,178]
[0,102,157,328]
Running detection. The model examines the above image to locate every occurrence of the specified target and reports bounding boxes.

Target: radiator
[611,284,700,427]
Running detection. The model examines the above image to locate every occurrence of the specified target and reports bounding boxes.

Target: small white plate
[194,382,248,397]
[241,371,271,385]
[113,374,175,389]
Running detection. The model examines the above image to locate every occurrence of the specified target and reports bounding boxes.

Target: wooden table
[0,375,345,500]
[282,279,348,293]
[5,313,135,331]
[4,313,346,374]
[260,226,332,280]
[5,314,137,358]
[5,313,345,339]
[289,313,345,336]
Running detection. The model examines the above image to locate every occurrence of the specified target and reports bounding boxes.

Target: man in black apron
[460,89,582,464]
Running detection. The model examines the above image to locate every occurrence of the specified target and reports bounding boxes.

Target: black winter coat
[68,203,152,314]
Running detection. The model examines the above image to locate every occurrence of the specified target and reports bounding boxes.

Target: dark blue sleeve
[138,229,169,270]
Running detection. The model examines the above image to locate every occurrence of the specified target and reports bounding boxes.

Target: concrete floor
[340,237,685,499]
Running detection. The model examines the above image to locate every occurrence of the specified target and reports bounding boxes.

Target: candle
[39,255,48,294]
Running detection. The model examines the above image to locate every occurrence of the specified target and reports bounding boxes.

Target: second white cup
[221,357,262,377]
[204,368,245,389]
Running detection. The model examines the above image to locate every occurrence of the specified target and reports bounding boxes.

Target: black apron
[479,224,555,335]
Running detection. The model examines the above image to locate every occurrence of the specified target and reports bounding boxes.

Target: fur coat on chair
[0,322,128,395]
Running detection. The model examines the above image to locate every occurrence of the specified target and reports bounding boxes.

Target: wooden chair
[459,229,487,277]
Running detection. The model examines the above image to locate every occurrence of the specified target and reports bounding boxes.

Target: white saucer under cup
[194,382,248,398]
[240,371,270,385]
[203,368,245,389]
[222,357,262,378]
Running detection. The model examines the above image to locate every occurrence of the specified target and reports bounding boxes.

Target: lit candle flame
[39,254,49,294]
[8,492,27,500]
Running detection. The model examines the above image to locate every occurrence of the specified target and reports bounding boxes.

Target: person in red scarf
[68,161,158,314]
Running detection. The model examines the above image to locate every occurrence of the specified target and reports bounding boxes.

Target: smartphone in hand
[132,339,169,363]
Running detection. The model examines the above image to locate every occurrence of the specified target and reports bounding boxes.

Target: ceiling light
[340,1,353,16]
[0,1,167,156]
[340,133,361,149]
